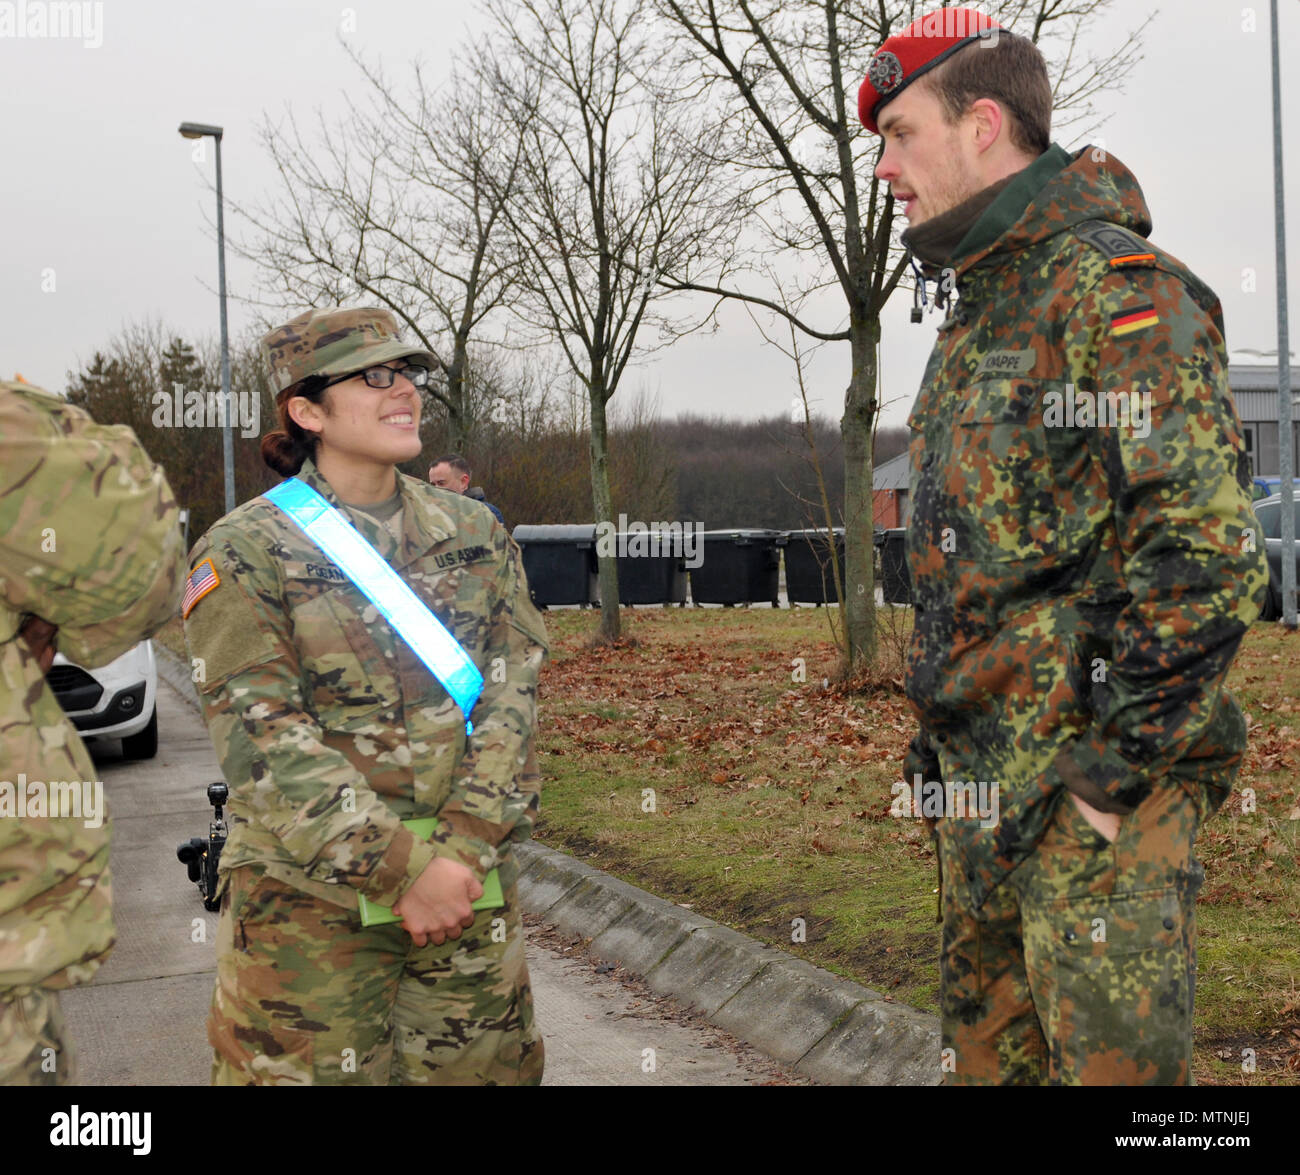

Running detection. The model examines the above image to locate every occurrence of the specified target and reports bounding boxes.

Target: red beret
[858,7,1004,134]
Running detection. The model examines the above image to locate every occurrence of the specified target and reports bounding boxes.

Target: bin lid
[782,527,846,541]
[606,529,691,557]
[512,524,598,545]
[700,528,783,542]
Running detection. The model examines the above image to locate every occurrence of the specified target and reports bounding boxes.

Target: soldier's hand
[392,857,486,948]
[20,615,58,673]
[903,726,942,838]
[1069,793,1122,843]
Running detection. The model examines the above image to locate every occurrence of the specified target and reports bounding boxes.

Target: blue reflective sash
[265,477,484,734]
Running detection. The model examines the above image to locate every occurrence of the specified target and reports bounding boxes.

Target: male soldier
[860,9,1267,1084]
[184,307,547,1085]
[0,377,184,1084]
[429,453,506,527]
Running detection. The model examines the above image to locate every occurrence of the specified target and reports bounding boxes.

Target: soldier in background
[185,308,547,1085]
[0,377,184,1084]
[860,10,1267,1083]
[429,453,506,528]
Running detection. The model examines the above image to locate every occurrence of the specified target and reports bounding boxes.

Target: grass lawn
[532,604,1300,1086]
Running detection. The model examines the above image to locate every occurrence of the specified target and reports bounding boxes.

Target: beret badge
[868,50,904,94]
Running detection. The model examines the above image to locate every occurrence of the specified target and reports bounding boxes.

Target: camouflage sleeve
[426,528,549,882]
[0,383,184,667]
[1053,271,1269,813]
[184,524,437,908]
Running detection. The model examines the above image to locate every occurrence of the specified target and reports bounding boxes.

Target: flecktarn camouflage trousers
[938,783,1206,1085]
[208,858,543,1086]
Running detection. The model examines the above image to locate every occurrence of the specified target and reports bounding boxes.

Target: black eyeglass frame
[321,363,431,391]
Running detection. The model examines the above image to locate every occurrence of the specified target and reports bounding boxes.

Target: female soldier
[183,306,548,1085]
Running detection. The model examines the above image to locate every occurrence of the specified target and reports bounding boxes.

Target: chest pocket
[405,555,495,656]
[950,378,1065,564]
[289,579,400,730]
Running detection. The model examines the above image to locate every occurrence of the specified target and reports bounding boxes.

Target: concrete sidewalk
[149,645,940,1086]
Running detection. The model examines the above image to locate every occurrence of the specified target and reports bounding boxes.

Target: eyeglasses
[326,364,431,391]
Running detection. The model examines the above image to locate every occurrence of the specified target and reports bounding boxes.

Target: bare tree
[654,0,1152,671]
[484,0,737,642]
[234,46,525,448]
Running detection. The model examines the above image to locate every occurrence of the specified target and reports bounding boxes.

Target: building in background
[872,451,910,528]
[1230,363,1300,488]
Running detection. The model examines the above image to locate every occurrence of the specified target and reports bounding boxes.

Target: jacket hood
[959,145,1154,276]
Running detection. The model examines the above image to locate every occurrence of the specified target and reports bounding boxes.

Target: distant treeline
[355,410,909,532]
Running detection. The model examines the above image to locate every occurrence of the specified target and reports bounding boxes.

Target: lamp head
[178,121,223,140]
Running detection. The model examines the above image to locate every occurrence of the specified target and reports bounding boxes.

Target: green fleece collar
[953,142,1073,264]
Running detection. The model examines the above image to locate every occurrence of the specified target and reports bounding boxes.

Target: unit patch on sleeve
[182,558,221,618]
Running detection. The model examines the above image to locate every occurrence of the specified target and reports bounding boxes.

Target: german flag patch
[182,558,221,619]
[1111,303,1159,337]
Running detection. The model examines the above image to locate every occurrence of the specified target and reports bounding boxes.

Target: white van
[47,640,159,759]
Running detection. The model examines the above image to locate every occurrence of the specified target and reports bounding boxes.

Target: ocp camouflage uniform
[901,146,1267,1084]
[0,379,184,1084]
[184,456,549,1085]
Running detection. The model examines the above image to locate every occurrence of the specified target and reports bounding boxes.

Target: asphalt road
[58,675,800,1086]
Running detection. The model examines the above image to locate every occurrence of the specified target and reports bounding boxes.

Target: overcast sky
[1,0,1295,434]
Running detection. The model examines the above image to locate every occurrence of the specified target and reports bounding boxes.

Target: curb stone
[159,644,942,1084]
[514,840,942,1086]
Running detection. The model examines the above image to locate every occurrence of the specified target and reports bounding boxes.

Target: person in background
[429,454,506,528]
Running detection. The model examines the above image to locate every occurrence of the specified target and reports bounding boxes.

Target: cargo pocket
[1024,886,1193,1085]
[209,870,317,1086]
[291,587,397,732]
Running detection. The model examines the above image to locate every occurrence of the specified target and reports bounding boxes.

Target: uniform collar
[289,457,457,568]
[900,171,1018,272]
[951,143,1072,269]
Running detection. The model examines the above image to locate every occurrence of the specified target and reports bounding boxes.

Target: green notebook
[357,818,504,927]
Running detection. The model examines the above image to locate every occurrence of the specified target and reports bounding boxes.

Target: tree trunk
[445,333,469,451]
[589,384,621,642]
[841,314,879,670]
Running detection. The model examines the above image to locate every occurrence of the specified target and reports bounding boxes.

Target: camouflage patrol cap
[261,307,437,396]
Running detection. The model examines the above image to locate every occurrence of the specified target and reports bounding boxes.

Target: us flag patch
[1111,303,1159,337]
[182,558,220,618]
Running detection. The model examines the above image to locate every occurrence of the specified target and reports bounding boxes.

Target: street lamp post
[178,121,235,516]
[1269,0,1295,628]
